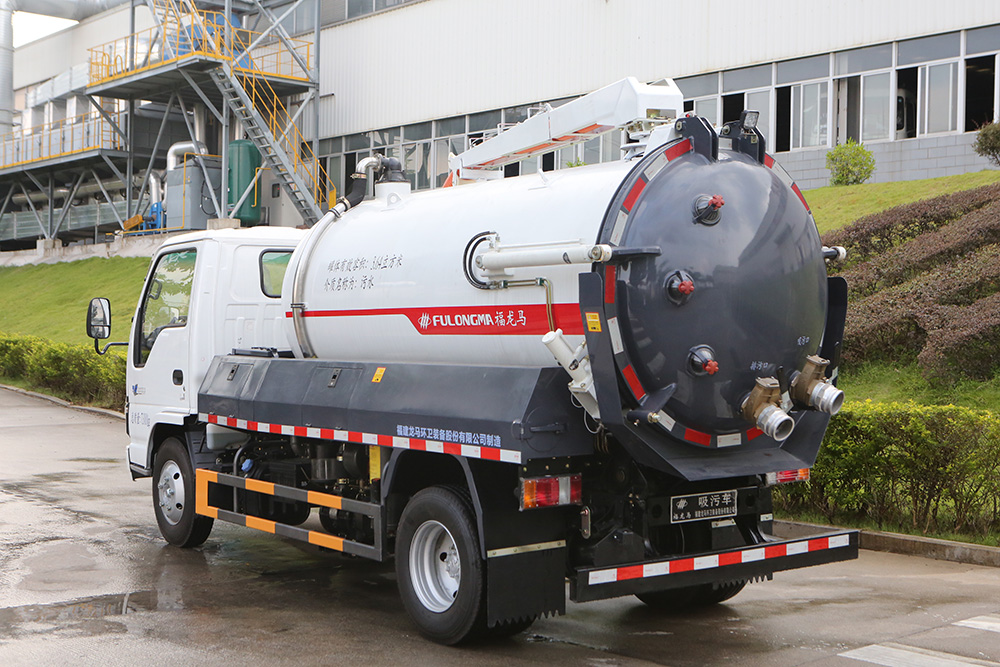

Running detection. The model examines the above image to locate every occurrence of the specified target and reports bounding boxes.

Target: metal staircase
[209,68,323,224]
[144,0,325,225]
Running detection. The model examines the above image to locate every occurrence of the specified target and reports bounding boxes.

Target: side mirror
[87,297,112,340]
[87,298,128,355]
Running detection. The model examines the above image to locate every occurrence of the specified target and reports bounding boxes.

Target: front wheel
[152,437,214,548]
[395,486,486,644]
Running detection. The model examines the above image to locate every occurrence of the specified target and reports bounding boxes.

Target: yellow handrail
[86,6,327,208]
[0,102,126,169]
[88,9,312,86]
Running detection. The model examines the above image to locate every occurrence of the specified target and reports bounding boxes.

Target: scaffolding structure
[0,0,325,250]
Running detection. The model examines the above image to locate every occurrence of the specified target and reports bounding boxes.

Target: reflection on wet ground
[5,388,1000,665]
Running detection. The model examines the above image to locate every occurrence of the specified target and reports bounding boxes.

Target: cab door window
[136,249,197,366]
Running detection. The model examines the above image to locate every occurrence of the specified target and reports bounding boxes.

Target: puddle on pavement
[0,590,157,629]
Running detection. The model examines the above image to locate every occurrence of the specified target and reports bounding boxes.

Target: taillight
[767,468,811,485]
[520,474,582,509]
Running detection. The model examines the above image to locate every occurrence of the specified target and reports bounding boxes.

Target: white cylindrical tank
[281,160,632,367]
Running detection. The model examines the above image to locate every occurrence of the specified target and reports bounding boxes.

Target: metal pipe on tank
[290,156,381,358]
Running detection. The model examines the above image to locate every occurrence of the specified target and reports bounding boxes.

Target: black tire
[395,486,486,645]
[152,437,214,548]
[279,501,312,526]
[485,616,536,639]
[636,580,746,610]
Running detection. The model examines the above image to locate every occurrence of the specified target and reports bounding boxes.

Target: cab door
[126,247,198,470]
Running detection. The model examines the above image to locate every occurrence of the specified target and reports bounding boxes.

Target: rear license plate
[670,490,738,524]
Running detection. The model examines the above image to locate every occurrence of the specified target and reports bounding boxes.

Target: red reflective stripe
[604,265,616,304]
[664,138,692,161]
[515,142,560,155]
[764,154,775,168]
[617,565,644,581]
[202,415,520,464]
[671,558,694,573]
[684,428,712,447]
[808,537,830,551]
[622,365,646,401]
[294,304,584,336]
[746,427,763,441]
[719,550,744,567]
[622,178,646,212]
[765,544,787,559]
[792,183,810,212]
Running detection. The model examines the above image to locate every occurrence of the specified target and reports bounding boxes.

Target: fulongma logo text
[418,311,525,330]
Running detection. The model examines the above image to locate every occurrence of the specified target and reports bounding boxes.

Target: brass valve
[741,377,795,441]
[790,355,844,415]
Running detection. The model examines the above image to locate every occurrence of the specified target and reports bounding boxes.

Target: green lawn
[0,256,149,345]
[806,169,1000,234]
[838,362,1000,411]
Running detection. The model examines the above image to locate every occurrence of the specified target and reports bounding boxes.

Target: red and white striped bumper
[570,530,858,602]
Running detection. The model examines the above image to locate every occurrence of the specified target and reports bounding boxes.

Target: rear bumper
[570,530,858,602]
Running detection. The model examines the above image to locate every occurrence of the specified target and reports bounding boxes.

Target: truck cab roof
[157,226,307,251]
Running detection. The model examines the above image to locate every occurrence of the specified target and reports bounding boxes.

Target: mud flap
[487,546,567,626]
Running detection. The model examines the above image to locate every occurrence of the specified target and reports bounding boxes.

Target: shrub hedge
[825,139,876,186]
[838,200,1000,298]
[822,183,1000,383]
[822,182,1000,269]
[0,332,125,410]
[776,401,1000,535]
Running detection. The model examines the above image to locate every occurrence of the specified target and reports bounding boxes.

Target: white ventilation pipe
[0,0,128,134]
[166,140,208,172]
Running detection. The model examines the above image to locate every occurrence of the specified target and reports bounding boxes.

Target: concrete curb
[774,519,1000,569]
[0,384,125,421]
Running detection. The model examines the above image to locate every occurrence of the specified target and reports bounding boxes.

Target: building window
[965,55,996,130]
[920,62,958,134]
[861,72,892,142]
[693,97,719,126]
[792,81,828,149]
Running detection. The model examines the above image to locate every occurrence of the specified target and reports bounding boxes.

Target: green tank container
[228,140,262,225]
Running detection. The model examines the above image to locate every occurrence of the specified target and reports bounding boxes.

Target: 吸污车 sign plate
[670,490,738,524]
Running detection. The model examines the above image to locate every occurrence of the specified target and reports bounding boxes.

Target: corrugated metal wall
[318,0,1000,137]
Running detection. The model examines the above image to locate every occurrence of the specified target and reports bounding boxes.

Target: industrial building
[3,0,1000,252]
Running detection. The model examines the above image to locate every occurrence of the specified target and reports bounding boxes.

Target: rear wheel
[152,437,214,548]
[636,580,746,610]
[396,486,486,644]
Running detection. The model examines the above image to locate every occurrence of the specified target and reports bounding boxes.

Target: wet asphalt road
[4,387,1000,666]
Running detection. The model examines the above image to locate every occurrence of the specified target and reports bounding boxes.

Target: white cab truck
[88,77,856,645]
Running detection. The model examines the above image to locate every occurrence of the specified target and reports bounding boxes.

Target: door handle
[172,369,184,386]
